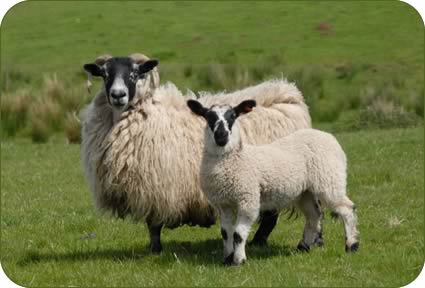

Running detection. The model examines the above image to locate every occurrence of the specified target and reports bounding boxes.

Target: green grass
[1,1,423,139]
[1,127,423,286]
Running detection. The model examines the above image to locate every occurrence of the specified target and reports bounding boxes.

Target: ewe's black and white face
[84,57,158,110]
[187,99,256,147]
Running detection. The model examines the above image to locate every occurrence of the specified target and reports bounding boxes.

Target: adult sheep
[81,53,312,253]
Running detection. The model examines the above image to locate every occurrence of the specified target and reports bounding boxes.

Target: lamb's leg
[232,207,259,265]
[250,210,278,246]
[332,196,359,252]
[219,207,235,265]
[297,191,322,252]
[146,219,163,254]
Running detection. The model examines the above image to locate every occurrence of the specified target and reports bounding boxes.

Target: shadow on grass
[18,239,297,267]
[17,246,151,266]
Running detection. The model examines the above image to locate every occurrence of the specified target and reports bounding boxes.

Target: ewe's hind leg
[332,196,359,252]
[219,207,235,265]
[250,210,279,246]
[297,191,322,252]
[233,207,259,265]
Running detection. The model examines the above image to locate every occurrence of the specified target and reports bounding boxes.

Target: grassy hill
[1,1,423,75]
[1,1,423,140]
[1,127,423,286]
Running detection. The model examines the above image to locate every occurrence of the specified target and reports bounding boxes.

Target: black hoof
[345,242,359,253]
[223,252,234,266]
[297,240,310,252]
[150,243,162,254]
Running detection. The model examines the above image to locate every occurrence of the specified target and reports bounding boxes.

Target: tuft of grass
[29,97,62,142]
[42,74,65,102]
[64,112,81,144]
[1,89,33,137]
[29,118,50,143]
[335,100,422,132]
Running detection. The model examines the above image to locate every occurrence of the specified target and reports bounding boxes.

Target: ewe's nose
[215,130,229,139]
[111,89,126,99]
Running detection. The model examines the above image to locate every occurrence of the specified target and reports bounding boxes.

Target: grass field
[1,1,424,141]
[1,127,423,286]
[1,1,424,287]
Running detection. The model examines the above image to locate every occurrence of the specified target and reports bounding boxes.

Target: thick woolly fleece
[81,78,311,228]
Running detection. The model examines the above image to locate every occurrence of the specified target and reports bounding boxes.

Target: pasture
[1,127,423,286]
[1,1,424,287]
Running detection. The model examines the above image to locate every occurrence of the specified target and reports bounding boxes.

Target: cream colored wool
[81,77,311,227]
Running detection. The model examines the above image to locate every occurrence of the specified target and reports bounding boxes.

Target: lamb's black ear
[234,100,256,117]
[139,59,159,74]
[187,100,208,117]
[83,63,105,77]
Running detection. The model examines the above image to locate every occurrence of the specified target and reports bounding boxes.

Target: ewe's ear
[139,59,159,74]
[187,100,208,117]
[83,63,105,77]
[234,100,256,117]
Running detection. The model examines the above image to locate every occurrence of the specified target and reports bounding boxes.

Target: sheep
[187,99,359,265]
[81,53,312,253]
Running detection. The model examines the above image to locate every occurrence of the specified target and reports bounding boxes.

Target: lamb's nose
[111,90,126,99]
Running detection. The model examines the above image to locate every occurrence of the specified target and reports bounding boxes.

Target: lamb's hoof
[314,232,324,247]
[223,253,234,266]
[297,240,310,252]
[233,258,246,266]
[345,242,359,253]
[249,238,268,247]
[314,237,324,247]
[150,243,162,254]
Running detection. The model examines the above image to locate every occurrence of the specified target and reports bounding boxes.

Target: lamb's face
[205,105,236,147]
[84,57,158,111]
[187,99,256,149]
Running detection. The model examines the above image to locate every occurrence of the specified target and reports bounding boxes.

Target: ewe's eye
[129,71,139,82]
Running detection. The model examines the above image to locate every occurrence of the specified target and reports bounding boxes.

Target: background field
[1,1,424,287]
[1,1,424,141]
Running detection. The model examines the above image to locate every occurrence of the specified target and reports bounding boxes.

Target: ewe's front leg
[146,219,163,254]
[233,207,259,265]
[220,208,235,265]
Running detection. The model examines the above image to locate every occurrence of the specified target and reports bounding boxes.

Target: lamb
[187,99,359,265]
[81,53,312,253]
